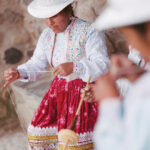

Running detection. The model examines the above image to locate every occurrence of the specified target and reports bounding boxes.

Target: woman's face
[119,23,150,61]
[43,11,71,33]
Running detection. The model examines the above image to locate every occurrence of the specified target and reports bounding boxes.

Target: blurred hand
[4,68,20,87]
[81,84,96,103]
[110,54,145,82]
[53,62,73,76]
[94,73,120,103]
[93,54,145,103]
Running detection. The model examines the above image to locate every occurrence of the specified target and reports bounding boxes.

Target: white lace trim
[31,144,57,150]
[28,125,94,143]
[58,131,94,145]
[29,139,57,143]
[78,131,94,142]
[58,141,93,147]
[28,125,58,136]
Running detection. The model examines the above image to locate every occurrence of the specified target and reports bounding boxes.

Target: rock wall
[0,0,46,133]
[72,0,128,55]
[0,0,128,131]
[10,73,53,130]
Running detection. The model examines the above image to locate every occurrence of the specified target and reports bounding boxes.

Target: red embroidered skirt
[27,77,98,150]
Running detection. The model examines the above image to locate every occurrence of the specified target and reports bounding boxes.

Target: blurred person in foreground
[92,0,150,149]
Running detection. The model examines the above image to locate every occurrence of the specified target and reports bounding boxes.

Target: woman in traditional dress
[4,0,109,149]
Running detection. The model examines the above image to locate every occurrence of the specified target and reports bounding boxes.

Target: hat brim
[28,0,74,18]
[93,5,150,31]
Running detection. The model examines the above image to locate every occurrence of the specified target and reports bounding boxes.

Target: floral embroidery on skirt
[27,77,98,150]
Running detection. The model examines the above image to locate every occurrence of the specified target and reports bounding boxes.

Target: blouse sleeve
[17,29,49,82]
[73,28,110,82]
[94,98,124,150]
[94,96,150,150]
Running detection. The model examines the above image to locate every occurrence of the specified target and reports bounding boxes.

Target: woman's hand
[81,84,96,103]
[53,62,73,76]
[93,54,145,103]
[4,68,20,87]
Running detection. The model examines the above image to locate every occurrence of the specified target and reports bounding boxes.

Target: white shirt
[17,18,109,82]
[94,71,150,150]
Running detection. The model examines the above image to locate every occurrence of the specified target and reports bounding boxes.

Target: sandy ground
[0,127,28,150]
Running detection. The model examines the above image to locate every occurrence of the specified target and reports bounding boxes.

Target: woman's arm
[73,28,110,82]
[17,29,49,82]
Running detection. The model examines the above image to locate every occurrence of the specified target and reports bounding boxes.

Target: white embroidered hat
[93,0,150,31]
[28,0,74,18]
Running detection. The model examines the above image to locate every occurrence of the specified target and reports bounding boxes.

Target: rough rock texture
[0,127,28,150]
[4,47,23,64]
[73,0,128,56]
[11,73,54,130]
[105,29,128,55]
[0,91,19,136]
[73,0,107,23]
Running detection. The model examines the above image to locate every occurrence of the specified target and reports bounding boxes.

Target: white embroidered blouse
[17,17,109,82]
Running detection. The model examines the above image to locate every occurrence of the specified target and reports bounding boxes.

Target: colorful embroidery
[44,17,90,74]
[73,62,86,75]
[58,143,94,150]
[67,18,90,62]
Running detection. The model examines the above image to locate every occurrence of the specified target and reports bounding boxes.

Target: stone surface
[10,73,54,130]
[0,102,7,119]
[0,93,19,135]
[105,29,128,55]
[0,32,3,46]
[4,47,23,64]
[27,50,33,57]
[0,9,24,25]
[22,0,32,5]
[73,0,106,23]
[0,127,28,150]
[13,33,30,45]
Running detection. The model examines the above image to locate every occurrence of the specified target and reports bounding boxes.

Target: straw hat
[28,0,74,18]
[93,0,150,31]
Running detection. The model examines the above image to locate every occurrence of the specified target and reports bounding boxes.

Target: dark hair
[131,23,147,35]
[62,4,74,16]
